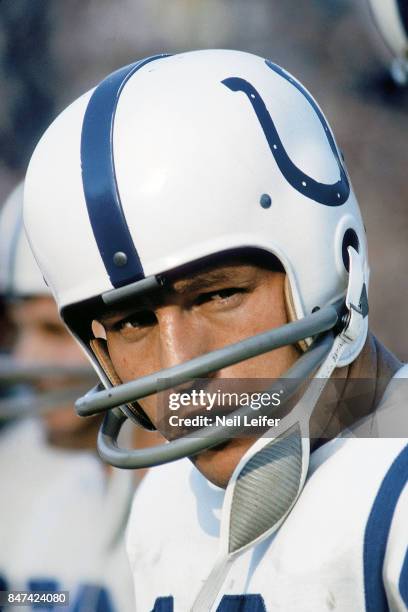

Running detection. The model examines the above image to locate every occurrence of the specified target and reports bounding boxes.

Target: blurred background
[0,0,406,359]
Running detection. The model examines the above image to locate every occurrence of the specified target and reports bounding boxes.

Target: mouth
[153,378,288,444]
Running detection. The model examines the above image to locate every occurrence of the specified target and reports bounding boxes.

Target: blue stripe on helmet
[81,54,168,288]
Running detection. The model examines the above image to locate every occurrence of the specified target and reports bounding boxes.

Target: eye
[195,287,245,306]
[41,322,66,337]
[114,310,157,332]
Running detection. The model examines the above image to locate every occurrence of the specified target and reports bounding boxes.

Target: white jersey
[0,418,135,612]
[127,368,408,611]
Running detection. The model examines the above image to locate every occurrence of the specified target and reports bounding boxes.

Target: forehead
[98,253,284,322]
[157,248,284,294]
[169,260,262,292]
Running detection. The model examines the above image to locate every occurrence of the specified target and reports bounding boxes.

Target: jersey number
[152,594,266,611]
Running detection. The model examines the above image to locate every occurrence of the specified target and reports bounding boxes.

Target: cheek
[106,336,160,423]
[107,339,131,382]
[228,344,300,379]
[48,337,88,366]
[216,276,299,378]
[107,335,154,383]
[252,277,288,329]
[226,276,288,341]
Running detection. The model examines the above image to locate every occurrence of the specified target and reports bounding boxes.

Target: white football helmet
[24,50,369,468]
[0,181,94,419]
[0,182,48,298]
[368,0,408,85]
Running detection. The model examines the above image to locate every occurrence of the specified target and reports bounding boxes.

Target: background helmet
[0,181,94,420]
[0,182,48,298]
[24,50,369,464]
[367,0,408,85]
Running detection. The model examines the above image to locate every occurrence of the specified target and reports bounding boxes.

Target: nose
[156,306,209,372]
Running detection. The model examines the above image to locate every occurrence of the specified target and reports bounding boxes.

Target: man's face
[9,296,98,447]
[100,260,299,487]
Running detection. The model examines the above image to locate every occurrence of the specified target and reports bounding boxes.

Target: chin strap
[343,247,369,341]
[190,247,368,612]
[190,338,355,611]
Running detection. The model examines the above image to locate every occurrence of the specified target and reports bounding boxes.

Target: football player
[0,183,136,612]
[23,50,408,611]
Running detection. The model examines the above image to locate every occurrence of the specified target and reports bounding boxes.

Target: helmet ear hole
[342,229,359,272]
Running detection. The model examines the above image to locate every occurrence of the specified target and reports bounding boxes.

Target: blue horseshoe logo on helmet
[222,59,350,207]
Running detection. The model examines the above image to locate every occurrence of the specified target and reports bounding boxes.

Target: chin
[190,436,258,489]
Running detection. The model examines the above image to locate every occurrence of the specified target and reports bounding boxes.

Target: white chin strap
[191,247,367,612]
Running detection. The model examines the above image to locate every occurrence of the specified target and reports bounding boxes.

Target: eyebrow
[172,268,242,294]
[98,267,247,324]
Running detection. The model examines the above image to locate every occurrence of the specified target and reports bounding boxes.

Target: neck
[310,332,402,449]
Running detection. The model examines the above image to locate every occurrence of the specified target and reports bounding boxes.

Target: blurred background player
[0,182,137,612]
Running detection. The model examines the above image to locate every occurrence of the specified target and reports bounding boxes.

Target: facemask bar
[73,244,368,469]
[0,385,96,420]
[0,357,94,384]
[97,331,333,468]
[76,298,344,417]
[0,357,96,420]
